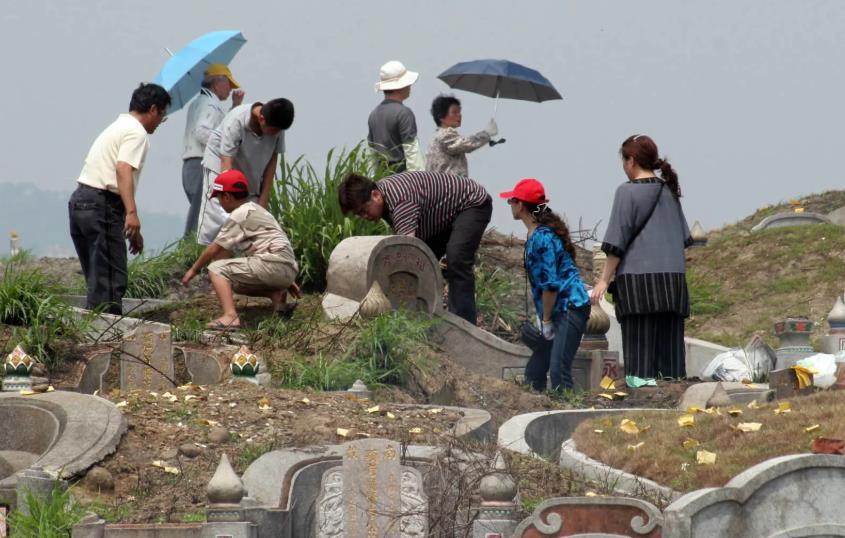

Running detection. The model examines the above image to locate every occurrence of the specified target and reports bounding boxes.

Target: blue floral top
[525,226,590,321]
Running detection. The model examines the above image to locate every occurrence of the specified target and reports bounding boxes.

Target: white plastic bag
[797,354,838,388]
[701,349,753,382]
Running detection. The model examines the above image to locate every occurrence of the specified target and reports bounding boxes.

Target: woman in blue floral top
[500,178,591,392]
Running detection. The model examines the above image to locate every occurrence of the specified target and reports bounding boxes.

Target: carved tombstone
[119,322,175,392]
[316,439,428,538]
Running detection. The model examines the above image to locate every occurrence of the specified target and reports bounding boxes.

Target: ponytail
[526,204,577,262]
[655,158,681,198]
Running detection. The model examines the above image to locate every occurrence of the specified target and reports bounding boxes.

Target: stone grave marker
[119,322,175,392]
[316,439,428,538]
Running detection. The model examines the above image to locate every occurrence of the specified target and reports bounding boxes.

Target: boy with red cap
[182,169,299,329]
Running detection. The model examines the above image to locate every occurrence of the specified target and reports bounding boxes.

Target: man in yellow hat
[181,64,244,237]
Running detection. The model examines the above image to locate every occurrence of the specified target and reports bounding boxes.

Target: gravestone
[119,322,175,392]
[316,439,428,538]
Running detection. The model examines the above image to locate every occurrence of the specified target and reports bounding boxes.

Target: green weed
[268,144,392,291]
[126,237,204,299]
[474,262,520,331]
[7,481,84,538]
[349,311,432,385]
[274,353,368,391]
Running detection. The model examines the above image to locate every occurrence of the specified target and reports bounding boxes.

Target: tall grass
[7,482,84,537]
[0,261,88,369]
[268,144,392,291]
[126,236,204,298]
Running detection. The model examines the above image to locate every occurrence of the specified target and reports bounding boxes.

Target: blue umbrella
[153,30,246,113]
[437,59,562,109]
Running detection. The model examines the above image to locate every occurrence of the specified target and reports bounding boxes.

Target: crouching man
[182,169,299,329]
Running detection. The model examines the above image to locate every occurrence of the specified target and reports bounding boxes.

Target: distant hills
[0,183,184,257]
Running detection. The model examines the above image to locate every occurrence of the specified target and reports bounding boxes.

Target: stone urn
[358,281,392,318]
[230,345,260,376]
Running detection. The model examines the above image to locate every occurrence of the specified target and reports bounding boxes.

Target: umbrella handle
[493,90,500,117]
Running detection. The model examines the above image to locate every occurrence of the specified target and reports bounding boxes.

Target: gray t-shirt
[602,179,692,275]
[202,103,285,195]
[367,99,417,164]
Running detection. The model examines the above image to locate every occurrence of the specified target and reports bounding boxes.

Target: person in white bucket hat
[367,61,425,172]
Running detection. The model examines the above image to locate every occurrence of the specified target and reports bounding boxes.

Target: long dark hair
[620,134,681,198]
[524,203,577,262]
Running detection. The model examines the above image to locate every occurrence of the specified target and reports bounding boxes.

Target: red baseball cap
[499,178,548,204]
[210,169,249,199]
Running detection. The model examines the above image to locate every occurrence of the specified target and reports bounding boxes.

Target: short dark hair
[129,83,171,114]
[430,94,460,126]
[338,173,377,214]
[262,98,295,129]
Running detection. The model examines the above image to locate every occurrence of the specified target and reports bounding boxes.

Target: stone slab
[174,347,225,386]
[677,382,732,411]
[769,368,814,399]
[322,236,444,321]
[339,439,402,537]
[58,295,171,316]
[120,322,175,392]
[77,351,113,394]
[431,311,529,380]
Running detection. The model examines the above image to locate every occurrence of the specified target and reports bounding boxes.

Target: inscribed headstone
[316,439,428,538]
[119,323,174,392]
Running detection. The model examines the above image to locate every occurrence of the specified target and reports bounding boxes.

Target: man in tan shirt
[69,83,170,314]
[182,169,299,329]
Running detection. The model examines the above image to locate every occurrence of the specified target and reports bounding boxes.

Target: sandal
[206,319,241,331]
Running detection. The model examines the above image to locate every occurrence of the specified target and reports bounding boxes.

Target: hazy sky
[3,1,845,242]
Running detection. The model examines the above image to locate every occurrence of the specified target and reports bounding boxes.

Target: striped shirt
[377,171,490,239]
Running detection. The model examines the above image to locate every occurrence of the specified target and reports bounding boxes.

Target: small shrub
[268,144,392,291]
[126,237,204,299]
[474,262,520,332]
[7,482,84,538]
[274,353,368,391]
[349,311,432,385]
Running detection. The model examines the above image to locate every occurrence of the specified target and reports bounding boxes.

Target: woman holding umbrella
[425,94,497,177]
[501,178,590,392]
[590,134,693,380]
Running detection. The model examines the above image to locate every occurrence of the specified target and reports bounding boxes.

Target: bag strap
[623,181,665,251]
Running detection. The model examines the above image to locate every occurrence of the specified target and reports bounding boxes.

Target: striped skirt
[620,312,686,379]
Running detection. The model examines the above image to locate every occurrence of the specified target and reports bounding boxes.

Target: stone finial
[690,221,708,246]
[207,454,245,505]
[9,230,19,256]
[585,302,610,337]
[346,379,373,400]
[829,293,845,332]
[479,453,517,505]
[591,245,607,284]
[359,281,392,318]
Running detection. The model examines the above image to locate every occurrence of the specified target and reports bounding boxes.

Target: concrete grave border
[751,211,832,232]
[662,454,845,537]
[512,496,664,537]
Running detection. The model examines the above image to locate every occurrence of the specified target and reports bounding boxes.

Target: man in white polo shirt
[196,98,294,245]
[181,64,244,237]
[68,83,170,314]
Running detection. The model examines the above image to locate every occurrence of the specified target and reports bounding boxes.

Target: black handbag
[520,319,544,351]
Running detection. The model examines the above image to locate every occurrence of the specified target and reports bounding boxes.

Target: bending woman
[590,134,693,379]
[501,178,590,391]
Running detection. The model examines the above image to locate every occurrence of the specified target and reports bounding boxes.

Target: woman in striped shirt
[590,135,693,379]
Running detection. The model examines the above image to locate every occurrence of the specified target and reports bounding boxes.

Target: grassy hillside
[686,191,845,348]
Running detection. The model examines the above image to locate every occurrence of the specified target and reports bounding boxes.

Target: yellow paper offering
[736,422,762,432]
[683,438,700,449]
[678,414,695,428]
[600,376,616,390]
[790,365,813,389]
[696,450,717,465]
[620,419,640,435]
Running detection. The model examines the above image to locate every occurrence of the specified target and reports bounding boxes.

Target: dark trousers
[620,312,686,379]
[68,184,127,315]
[524,304,591,391]
[425,199,492,324]
[182,157,203,237]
